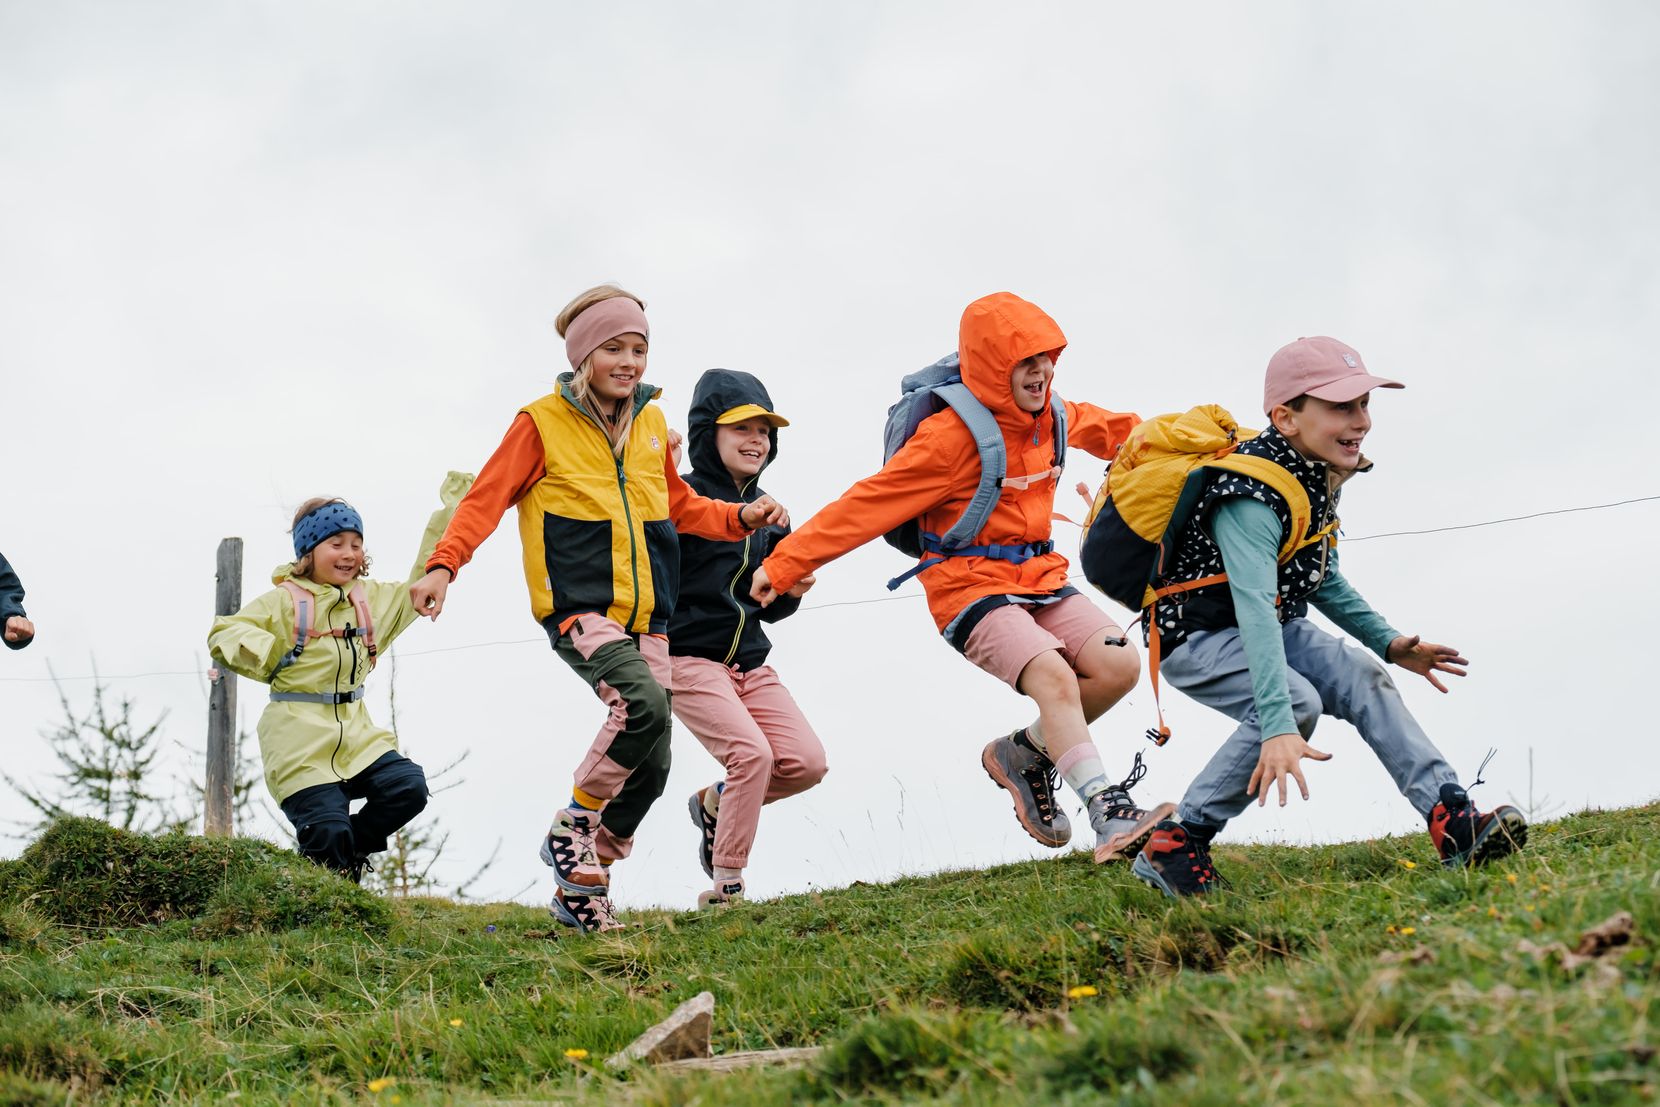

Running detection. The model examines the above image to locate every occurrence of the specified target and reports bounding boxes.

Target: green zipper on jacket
[616,457,641,631]
[566,391,646,632]
[720,476,759,665]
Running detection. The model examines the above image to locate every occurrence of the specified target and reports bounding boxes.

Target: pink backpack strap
[346,583,378,671]
[269,580,317,681]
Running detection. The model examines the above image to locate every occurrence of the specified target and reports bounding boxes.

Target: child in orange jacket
[751,292,1173,862]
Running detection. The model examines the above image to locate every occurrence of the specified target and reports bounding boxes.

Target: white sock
[713,865,742,883]
[1022,719,1048,755]
[1054,743,1110,805]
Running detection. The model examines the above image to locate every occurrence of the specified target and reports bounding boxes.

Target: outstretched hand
[750,565,779,607]
[740,495,789,530]
[4,615,34,644]
[410,568,451,621]
[1247,733,1333,807]
[1386,635,1468,693]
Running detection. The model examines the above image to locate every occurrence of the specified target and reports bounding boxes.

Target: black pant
[279,751,429,877]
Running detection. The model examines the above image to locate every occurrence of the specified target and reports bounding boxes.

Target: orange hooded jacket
[761,293,1140,632]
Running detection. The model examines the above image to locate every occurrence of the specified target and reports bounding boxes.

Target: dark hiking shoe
[688,788,718,879]
[1132,820,1223,898]
[1428,782,1528,869]
[348,855,374,885]
[1089,750,1177,863]
[552,889,625,933]
[539,807,609,895]
[982,732,1071,848]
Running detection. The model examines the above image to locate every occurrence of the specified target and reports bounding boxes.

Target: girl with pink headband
[410,284,788,933]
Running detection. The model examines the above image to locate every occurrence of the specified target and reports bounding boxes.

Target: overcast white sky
[2,2,1656,910]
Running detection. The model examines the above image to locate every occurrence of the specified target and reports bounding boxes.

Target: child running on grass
[1,550,35,650]
[407,285,787,933]
[750,292,1174,863]
[208,475,471,881]
[1131,336,1527,897]
[670,369,826,908]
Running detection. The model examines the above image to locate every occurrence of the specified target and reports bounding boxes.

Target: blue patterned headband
[293,502,364,558]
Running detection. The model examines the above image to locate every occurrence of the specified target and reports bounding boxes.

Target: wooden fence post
[205,537,243,836]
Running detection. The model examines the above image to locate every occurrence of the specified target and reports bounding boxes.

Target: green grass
[0,808,1655,1104]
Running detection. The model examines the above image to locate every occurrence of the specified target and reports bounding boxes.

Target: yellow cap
[716,403,790,428]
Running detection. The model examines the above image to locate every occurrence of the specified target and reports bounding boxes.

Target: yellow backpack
[1078,404,1336,743]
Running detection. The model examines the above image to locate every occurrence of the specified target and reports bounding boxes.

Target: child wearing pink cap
[408,284,788,932]
[1132,336,1527,897]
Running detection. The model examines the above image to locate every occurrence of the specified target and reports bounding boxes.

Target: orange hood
[958,292,1068,436]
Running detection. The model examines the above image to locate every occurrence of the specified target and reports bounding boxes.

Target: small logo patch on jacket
[650,435,661,451]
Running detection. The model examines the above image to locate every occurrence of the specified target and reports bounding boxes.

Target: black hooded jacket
[668,369,800,670]
[1,551,29,651]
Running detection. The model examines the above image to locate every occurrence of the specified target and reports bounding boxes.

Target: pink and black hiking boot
[982,731,1071,848]
[552,888,625,933]
[698,876,745,908]
[1089,751,1177,863]
[539,807,608,896]
[1132,819,1223,898]
[688,788,718,879]
[1428,782,1527,869]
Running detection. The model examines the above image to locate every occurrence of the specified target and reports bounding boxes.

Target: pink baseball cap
[1263,336,1403,415]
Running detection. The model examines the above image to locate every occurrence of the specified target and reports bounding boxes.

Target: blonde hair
[289,496,372,580]
[556,284,647,458]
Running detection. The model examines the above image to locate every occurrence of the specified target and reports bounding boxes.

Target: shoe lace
[1115,750,1147,795]
[1020,756,1060,818]
[1469,747,1497,790]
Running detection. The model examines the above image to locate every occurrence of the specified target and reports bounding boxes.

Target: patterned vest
[1151,428,1341,656]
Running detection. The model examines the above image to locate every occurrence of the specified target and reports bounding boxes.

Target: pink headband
[565,297,650,370]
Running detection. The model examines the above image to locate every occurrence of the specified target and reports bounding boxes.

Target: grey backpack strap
[1050,391,1067,468]
[931,381,1006,552]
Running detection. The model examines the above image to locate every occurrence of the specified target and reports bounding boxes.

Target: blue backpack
[881,352,1067,590]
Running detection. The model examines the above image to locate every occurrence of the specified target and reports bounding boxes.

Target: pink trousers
[670,656,828,869]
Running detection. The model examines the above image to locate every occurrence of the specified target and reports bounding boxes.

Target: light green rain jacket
[208,473,473,804]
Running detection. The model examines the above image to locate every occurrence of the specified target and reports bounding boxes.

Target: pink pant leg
[671,657,827,870]
[736,665,828,805]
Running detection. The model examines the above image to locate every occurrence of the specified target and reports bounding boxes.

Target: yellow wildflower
[449,1018,464,1027]
[1399,926,1416,936]
[1067,985,1099,999]
[564,1048,590,1061]
[1506,873,1518,885]
[1487,906,1501,918]
[1398,859,1417,870]
[367,1078,396,1093]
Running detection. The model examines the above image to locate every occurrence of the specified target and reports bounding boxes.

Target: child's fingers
[1426,673,1449,693]
[1277,768,1290,807]
[1247,763,1263,800]
[1293,765,1310,801]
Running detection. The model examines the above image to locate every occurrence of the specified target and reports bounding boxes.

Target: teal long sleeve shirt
[1209,497,1399,741]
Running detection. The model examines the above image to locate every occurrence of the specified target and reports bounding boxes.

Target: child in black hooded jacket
[670,369,826,907]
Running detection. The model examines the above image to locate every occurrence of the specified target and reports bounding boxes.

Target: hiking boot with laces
[1132,819,1223,898]
[688,788,718,879]
[539,807,609,896]
[981,732,1071,848]
[697,876,745,908]
[551,888,625,933]
[1089,753,1176,863]
[1428,782,1527,869]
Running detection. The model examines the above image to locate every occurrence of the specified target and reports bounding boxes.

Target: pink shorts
[962,593,1124,691]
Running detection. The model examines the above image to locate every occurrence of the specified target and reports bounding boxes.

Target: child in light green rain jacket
[208,472,472,880]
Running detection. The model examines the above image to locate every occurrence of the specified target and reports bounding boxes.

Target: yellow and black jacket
[429,375,751,634]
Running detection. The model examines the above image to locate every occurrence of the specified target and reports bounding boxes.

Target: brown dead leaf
[1574,911,1635,958]
[1377,945,1435,966]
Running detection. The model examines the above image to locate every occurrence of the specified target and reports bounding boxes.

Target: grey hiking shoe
[552,888,625,933]
[982,732,1071,848]
[1089,752,1176,863]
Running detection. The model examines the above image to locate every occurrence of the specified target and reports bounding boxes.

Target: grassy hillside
[0,807,1654,1105]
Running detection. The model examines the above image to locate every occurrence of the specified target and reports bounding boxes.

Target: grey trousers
[1161,619,1457,833]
